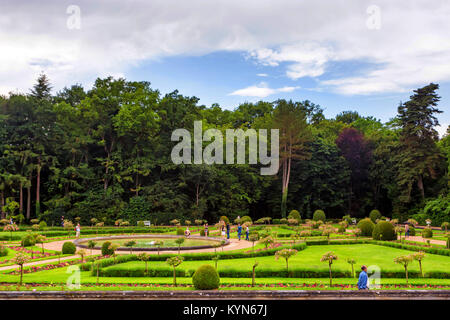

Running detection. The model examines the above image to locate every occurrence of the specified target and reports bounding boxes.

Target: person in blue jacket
[357,265,369,290]
[245,225,250,240]
[237,224,242,241]
[226,223,230,239]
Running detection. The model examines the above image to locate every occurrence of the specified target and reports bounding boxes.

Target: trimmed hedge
[101,241,114,256]
[369,209,382,223]
[422,227,433,238]
[372,221,396,240]
[21,234,36,247]
[313,210,326,221]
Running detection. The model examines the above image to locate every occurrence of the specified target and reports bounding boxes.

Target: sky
[1,0,450,134]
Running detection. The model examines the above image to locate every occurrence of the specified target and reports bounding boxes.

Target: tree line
[0,75,448,226]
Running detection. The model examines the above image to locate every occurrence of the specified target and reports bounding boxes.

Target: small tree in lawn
[220,240,226,252]
[14,252,29,286]
[90,218,98,227]
[353,228,361,239]
[412,251,425,278]
[154,240,164,255]
[395,226,405,241]
[138,253,150,276]
[212,255,220,270]
[249,233,259,256]
[441,222,449,233]
[77,249,87,263]
[394,255,413,285]
[275,248,298,277]
[64,220,74,238]
[290,233,300,247]
[166,256,183,287]
[109,243,120,264]
[347,258,356,278]
[87,240,97,255]
[56,251,62,264]
[407,219,418,226]
[258,235,274,250]
[321,251,338,286]
[35,235,46,254]
[322,227,333,244]
[300,230,311,242]
[175,237,185,254]
[124,240,136,254]
[252,261,259,287]
[3,223,19,241]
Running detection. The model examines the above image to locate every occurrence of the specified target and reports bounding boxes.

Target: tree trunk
[329,264,333,286]
[417,175,425,199]
[36,157,41,217]
[173,268,177,287]
[405,266,408,285]
[26,183,31,220]
[19,183,23,214]
[1,191,4,219]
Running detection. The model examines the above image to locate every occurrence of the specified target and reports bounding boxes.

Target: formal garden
[1,211,449,292]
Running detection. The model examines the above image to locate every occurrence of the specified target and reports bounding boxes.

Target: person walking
[204,223,208,237]
[245,225,250,241]
[184,227,191,237]
[237,224,242,241]
[405,224,410,239]
[75,223,81,239]
[226,223,230,239]
[357,265,369,290]
[61,216,65,228]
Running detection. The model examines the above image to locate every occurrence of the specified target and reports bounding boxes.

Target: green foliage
[287,210,301,222]
[369,210,382,223]
[176,228,184,236]
[357,218,375,236]
[101,241,114,256]
[422,227,433,238]
[62,241,76,254]
[313,210,326,221]
[0,245,8,257]
[21,234,36,247]
[192,264,220,290]
[372,220,396,240]
[219,216,230,224]
[39,221,47,230]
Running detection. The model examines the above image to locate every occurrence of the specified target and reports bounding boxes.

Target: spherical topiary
[101,241,114,256]
[280,218,288,225]
[200,229,210,237]
[39,221,47,230]
[192,264,220,290]
[409,226,416,236]
[422,227,433,238]
[272,219,281,225]
[372,220,396,240]
[337,225,346,233]
[369,210,382,223]
[357,218,375,237]
[21,234,36,247]
[288,210,301,223]
[313,210,326,222]
[62,241,76,254]
[176,228,184,235]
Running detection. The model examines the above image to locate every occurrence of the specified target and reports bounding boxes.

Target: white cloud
[256,73,268,77]
[229,83,300,98]
[0,0,450,96]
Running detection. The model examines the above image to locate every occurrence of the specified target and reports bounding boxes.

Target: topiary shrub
[101,241,114,256]
[273,219,281,225]
[219,216,230,224]
[0,245,7,257]
[62,241,76,254]
[409,226,416,236]
[369,210,382,223]
[313,210,326,222]
[199,229,210,237]
[137,221,145,227]
[337,225,346,233]
[422,227,433,238]
[192,264,220,290]
[280,218,288,225]
[176,228,184,235]
[342,215,352,225]
[21,234,36,247]
[39,221,47,230]
[357,218,375,237]
[288,210,301,223]
[240,216,252,224]
[372,221,396,240]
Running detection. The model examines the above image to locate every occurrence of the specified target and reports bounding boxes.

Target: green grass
[100,244,450,275]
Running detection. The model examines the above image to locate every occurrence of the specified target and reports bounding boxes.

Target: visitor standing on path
[204,223,208,237]
[75,223,81,238]
[245,225,250,241]
[405,224,410,238]
[357,265,369,290]
[185,227,191,237]
[237,224,242,241]
[61,216,65,228]
[226,223,230,239]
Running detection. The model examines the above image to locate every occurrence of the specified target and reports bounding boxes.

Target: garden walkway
[398,235,446,246]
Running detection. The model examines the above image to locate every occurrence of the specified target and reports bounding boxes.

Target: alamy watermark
[171,121,279,175]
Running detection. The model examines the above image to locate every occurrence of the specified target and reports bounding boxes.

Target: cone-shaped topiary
[313,210,326,222]
[372,220,396,240]
[21,234,36,247]
[357,218,375,237]
[288,210,301,223]
[192,264,220,290]
[101,241,114,256]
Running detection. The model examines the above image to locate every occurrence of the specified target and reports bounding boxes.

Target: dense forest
[1,75,449,226]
